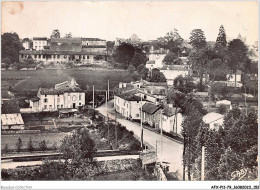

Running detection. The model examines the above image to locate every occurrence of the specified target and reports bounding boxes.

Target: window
[34,55,37,58]
[79,103,81,106]
[44,98,48,103]
[57,55,60,59]
[35,46,37,49]
[53,55,55,59]
[39,55,41,58]
[61,105,63,108]
[144,95,147,99]
[44,105,47,109]
[156,98,159,102]
[21,54,24,58]
[79,94,81,100]
[83,56,85,60]
[57,105,60,109]
[87,55,89,59]
[43,55,45,58]
[45,94,47,97]
[57,97,60,103]
[49,105,52,110]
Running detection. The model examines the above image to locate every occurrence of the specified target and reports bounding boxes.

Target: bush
[39,140,47,151]
[218,104,227,114]
[27,138,34,152]
[16,137,22,153]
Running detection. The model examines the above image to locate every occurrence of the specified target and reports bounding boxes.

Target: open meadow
[1,68,132,92]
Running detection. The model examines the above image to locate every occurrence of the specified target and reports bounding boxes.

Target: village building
[203,112,225,131]
[33,37,48,51]
[141,102,162,129]
[28,79,85,112]
[19,37,107,64]
[161,106,183,135]
[114,89,145,120]
[160,65,191,86]
[1,99,25,130]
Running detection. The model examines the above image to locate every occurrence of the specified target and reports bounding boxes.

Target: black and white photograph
[1,1,259,189]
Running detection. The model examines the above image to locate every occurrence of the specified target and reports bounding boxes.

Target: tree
[173,75,195,94]
[130,52,147,68]
[208,58,228,82]
[39,140,48,151]
[27,138,34,152]
[163,51,178,65]
[189,29,207,50]
[50,29,61,38]
[4,144,8,154]
[181,106,203,180]
[148,68,166,82]
[216,25,227,47]
[218,147,243,180]
[218,104,227,114]
[113,42,135,69]
[228,39,249,88]
[16,137,23,153]
[65,32,72,38]
[157,29,183,56]
[127,64,136,73]
[136,64,149,79]
[60,128,96,165]
[1,33,24,64]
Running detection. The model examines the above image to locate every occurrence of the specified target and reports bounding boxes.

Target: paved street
[96,100,184,179]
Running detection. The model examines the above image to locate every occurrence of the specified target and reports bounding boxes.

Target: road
[96,100,184,179]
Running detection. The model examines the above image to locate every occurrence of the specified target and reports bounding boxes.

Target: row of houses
[114,82,183,135]
[20,37,107,64]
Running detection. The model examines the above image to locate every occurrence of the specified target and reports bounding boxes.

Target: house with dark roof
[1,100,25,130]
[161,106,183,135]
[141,102,162,128]
[28,78,85,112]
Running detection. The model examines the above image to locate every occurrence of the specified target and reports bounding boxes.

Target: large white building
[114,89,146,120]
[29,79,85,112]
[160,65,191,85]
[33,37,48,51]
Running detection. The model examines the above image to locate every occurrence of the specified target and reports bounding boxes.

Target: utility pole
[140,95,143,151]
[92,85,95,109]
[106,90,108,121]
[108,79,110,101]
[201,146,205,181]
[156,140,157,155]
[160,109,163,164]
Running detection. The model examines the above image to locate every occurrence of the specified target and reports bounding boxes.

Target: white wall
[161,113,183,134]
[148,53,165,69]
[33,40,47,51]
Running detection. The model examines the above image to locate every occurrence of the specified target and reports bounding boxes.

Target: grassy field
[1,68,132,92]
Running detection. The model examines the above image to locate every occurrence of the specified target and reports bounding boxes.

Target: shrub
[39,140,47,151]
[4,144,8,154]
[16,137,22,153]
[27,138,34,152]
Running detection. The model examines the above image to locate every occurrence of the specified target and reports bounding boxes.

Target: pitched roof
[39,86,84,95]
[203,112,224,124]
[33,37,47,41]
[19,50,106,55]
[82,38,106,41]
[146,60,155,64]
[82,45,106,48]
[1,100,20,114]
[160,65,190,71]
[117,89,141,101]
[141,102,161,115]
[1,113,24,125]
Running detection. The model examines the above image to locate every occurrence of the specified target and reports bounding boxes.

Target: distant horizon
[2,1,258,45]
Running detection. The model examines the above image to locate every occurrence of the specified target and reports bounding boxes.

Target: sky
[1,1,259,45]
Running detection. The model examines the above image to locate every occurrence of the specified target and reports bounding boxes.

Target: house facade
[33,37,48,51]
[203,112,225,131]
[20,37,107,64]
[141,102,162,128]
[29,79,85,112]
[160,65,191,85]
[114,90,145,120]
[161,107,183,135]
